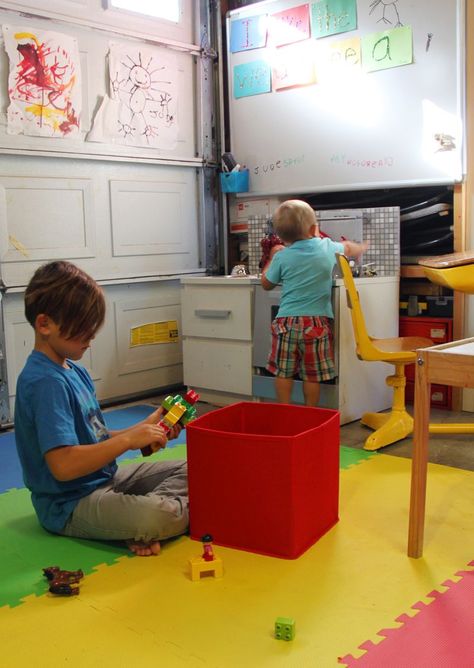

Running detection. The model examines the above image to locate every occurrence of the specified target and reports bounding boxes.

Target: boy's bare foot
[127,540,161,556]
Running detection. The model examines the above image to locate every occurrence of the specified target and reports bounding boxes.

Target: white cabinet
[181,275,399,420]
[181,277,255,404]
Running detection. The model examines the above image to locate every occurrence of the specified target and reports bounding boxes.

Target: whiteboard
[226,0,464,196]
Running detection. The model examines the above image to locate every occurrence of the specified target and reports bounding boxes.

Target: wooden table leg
[408,351,430,558]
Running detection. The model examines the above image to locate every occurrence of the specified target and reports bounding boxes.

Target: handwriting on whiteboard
[330,154,394,168]
[252,154,304,176]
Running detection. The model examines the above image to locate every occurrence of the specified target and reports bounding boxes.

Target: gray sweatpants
[59,460,188,544]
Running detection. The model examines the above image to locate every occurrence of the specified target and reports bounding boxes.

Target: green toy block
[274,616,295,641]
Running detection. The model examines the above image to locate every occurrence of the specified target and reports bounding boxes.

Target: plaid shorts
[266,316,336,382]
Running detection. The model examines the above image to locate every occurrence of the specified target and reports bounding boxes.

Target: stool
[188,555,223,581]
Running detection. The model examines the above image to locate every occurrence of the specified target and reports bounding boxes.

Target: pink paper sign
[269,4,310,47]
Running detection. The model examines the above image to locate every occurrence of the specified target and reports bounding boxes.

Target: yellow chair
[336,253,432,450]
[419,250,474,294]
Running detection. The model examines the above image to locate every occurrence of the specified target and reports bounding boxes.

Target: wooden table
[408,337,474,558]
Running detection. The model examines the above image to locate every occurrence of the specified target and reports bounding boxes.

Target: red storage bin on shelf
[186,402,340,559]
[399,316,453,408]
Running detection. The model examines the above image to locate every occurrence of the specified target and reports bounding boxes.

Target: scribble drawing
[369,0,403,27]
[3,25,81,137]
[109,45,177,148]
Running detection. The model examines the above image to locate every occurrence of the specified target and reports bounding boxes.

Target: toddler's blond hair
[272,200,317,243]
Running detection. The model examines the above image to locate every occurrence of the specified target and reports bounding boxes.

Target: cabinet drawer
[181,285,253,341]
[183,338,253,395]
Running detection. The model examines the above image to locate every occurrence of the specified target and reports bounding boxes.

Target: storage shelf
[400,265,426,278]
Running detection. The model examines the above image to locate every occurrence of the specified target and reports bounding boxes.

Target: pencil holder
[219,169,249,193]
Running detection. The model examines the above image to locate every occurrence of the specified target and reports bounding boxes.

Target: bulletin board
[226,0,464,196]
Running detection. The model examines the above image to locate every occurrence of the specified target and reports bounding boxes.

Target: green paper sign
[311,0,357,39]
[362,25,413,73]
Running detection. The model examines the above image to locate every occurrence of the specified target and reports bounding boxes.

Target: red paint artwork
[3,25,81,137]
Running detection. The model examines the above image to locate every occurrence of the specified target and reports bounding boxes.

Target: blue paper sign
[233,60,271,98]
[230,15,267,52]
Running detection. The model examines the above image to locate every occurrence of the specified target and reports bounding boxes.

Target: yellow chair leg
[362,410,414,451]
[359,365,474,449]
[429,422,474,434]
[360,368,414,451]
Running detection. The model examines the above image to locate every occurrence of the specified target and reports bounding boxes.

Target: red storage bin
[186,402,340,559]
[399,316,453,408]
[405,381,452,409]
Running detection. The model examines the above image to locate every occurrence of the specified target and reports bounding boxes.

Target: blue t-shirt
[14,351,117,533]
[265,237,344,317]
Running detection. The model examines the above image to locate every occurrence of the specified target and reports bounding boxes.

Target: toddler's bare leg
[275,377,294,403]
[303,380,320,407]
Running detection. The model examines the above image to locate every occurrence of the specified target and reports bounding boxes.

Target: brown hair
[272,200,317,243]
[25,261,106,340]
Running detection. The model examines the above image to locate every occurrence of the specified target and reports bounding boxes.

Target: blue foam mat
[0,404,185,493]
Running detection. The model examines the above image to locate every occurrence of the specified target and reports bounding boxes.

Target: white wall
[0,0,214,418]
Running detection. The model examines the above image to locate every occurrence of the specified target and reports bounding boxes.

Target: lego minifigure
[188,534,223,581]
[201,534,215,562]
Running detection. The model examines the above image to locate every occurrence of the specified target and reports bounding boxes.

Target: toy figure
[43,565,84,596]
[49,582,80,596]
[188,534,223,581]
[141,389,200,456]
[43,566,84,583]
[201,534,215,562]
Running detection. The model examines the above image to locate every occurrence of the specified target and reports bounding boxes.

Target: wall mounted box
[187,402,340,559]
[220,169,249,193]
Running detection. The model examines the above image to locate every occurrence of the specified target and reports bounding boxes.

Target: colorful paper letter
[362,26,413,73]
[233,60,271,98]
[268,4,311,47]
[230,15,267,52]
[311,0,357,39]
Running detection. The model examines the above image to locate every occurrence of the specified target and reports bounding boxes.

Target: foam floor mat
[0,452,472,666]
[0,404,185,492]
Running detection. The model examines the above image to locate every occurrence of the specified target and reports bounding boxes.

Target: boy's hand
[143,407,164,425]
[143,406,183,440]
[127,423,168,451]
[167,422,182,441]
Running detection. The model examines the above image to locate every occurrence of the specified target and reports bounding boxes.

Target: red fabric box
[186,402,340,559]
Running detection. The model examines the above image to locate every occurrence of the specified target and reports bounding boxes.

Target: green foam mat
[0,487,132,608]
[0,444,369,608]
[0,446,187,608]
[340,445,377,469]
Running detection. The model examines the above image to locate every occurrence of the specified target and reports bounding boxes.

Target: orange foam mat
[1,454,472,667]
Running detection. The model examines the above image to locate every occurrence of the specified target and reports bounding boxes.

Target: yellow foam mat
[1,454,472,667]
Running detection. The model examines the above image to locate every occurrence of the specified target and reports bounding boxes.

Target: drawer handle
[195,309,231,319]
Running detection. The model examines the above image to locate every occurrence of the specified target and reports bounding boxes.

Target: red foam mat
[340,561,474,667]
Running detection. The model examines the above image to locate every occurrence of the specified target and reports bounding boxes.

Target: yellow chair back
[336,253,383,362]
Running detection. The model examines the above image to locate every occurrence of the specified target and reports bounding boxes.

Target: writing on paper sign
[252,154,304,176]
